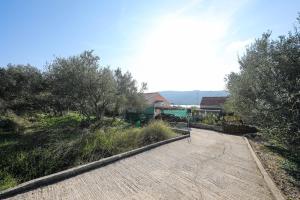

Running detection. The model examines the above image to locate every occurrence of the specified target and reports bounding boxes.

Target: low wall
[169,122,188,129]
[222,124,257,135]
[172,128,190,135]
[190,123,257,135]
[190,123,223,132]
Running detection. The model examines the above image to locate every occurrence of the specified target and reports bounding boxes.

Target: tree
[0,64,45,113]
[113,68,147,117]
[47,51,117,119]
[226,16,300,148]
[0,50,147,121]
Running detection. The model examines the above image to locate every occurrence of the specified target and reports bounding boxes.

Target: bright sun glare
[131,16,234,91]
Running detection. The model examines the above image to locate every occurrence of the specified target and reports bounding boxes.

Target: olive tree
[113,68,147,117]
[0,64,45,113]
[47,51,117,119]
[226,16,300,148]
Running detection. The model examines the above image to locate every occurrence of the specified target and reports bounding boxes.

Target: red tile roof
[143,92,170,105]
[200,96,228,107]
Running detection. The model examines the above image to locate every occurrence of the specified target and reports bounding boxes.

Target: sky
[1,0,299,92]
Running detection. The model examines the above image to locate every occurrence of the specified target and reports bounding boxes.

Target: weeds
[0,115,176,191]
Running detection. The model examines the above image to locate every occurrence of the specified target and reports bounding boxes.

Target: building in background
[199,96,228,115]
[143,93,191,119]
[143,92,171,118]
[143,92,170,108]
[126,92,190,124]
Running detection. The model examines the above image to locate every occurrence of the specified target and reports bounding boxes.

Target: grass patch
[0,171,17,191]
[33,112,85,129]
[81,121,176,162]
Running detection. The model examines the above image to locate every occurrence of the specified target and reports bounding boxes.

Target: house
[200,96,228,115]
[126,92,190,123]
[143,92,170,108]
[143,93,191,119]
[143,92,171,118]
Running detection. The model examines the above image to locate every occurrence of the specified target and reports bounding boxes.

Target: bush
[137,121,176,146]
[81,130,116,161]
[201,113,220,125]
[82,121,177,161]
[223,115,242,124]
[80,128,140,162]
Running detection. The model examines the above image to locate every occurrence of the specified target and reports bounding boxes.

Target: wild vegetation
[0,112,177,191]
[0,51,177,191]
[226,15,300,197]
[0,50,147,118]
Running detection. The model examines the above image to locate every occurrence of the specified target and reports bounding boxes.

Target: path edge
[0,129,190,199]
[244,137,285,200]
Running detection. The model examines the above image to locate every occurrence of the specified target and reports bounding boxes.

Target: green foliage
[113,68,147,116]
[35,112,84,129]
[81,121,175,163]
[201,113,219,125]
[137,121,176,146]
[0,65,45,114]
[0,112,30,133]
[264,144,300,186]
[0,50,146,119]
[223,100,234,113]
[0,114,86,191]
[81,128,141,161]
[89,117,130,131]
[47,51,116,119]
[0,116,176,191]
[223,115,242,124]
[226,15,300,149]
[45,51,146,119]
[0,171,17,191]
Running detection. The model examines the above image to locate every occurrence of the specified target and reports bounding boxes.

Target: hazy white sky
[104,0,299,92]
[1,0,299,91]
[126,0,253,91]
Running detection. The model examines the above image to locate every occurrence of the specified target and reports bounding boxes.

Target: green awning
[162,109,188,118]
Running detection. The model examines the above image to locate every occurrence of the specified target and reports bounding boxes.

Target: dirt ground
[250,140,300,200]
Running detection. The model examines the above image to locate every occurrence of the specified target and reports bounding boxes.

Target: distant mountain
[159,90,228,105]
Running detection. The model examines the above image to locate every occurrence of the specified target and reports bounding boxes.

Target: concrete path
[8,129,274,200]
